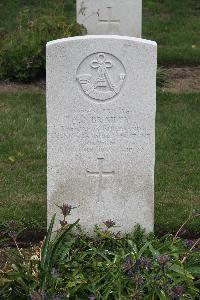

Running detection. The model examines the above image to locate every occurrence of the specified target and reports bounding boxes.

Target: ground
[164,67,200,93]
[0,0,200,241]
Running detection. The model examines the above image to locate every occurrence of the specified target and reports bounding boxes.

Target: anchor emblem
[77,52,126,101]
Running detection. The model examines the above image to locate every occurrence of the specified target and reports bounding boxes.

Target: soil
[164,67,200,93]
[0,80,46,93]
[0,228,199,249]
[0,67,200,93]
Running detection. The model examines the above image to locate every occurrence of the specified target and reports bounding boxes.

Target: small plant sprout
[173,208,199,242]
[7,219,24,257]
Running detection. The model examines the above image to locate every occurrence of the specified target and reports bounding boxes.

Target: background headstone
[46,36,157,233]
[77,0,142,37]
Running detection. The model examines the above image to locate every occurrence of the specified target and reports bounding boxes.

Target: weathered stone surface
[46,35,157,233]
[77,0,142,37]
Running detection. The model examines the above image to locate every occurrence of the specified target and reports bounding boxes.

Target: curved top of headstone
[47,35,157,47]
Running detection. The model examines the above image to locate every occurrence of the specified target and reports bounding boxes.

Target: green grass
[0,91,46,230]
[0,0,200,65]
[0,0,76,31]
[143,0,200,65]
[155,91,200,234]
[0,91,199,234]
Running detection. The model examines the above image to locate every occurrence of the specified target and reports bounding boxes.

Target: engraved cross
[98,7,120,31]
[87,158,115,201]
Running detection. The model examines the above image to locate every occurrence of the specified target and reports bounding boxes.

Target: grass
[0,0,76,31]
[0,90,199,235]
[143,0,200,65]
[0,91,46,230]
[0,0,200,65]
[155,91,200,234]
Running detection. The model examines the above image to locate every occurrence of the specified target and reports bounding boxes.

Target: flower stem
[181,238,200,263]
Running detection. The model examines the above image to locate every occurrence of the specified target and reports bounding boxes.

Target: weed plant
[157,67,169,88]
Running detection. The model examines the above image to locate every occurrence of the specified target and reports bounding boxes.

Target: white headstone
[47,35,157,233]
[77,0,142,37]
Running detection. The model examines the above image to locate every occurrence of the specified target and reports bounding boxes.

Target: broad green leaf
[187,266,200,276]
[148,243,160,257]
[51,219,79,264]
[128,240,138,258]
[138,241,151,257]
[40,213,56,270]
[170,264,194,279]
[156,289,168,300]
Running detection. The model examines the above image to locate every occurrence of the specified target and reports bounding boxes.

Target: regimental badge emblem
[77,52,126,101]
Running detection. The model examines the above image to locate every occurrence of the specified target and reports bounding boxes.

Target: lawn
[155,91,200,235]
[143,0,200,65]
[0,91,47,231]
[0,0,200,65]
[0,90,199,236]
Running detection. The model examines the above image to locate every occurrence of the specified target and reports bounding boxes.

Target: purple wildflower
[169,285,185,299]
[103,219,116,229]
[58,204,72,217]
[138,256,152,270]
[157,255,170,269]
[123,255,135,276]
[185,239,194,247]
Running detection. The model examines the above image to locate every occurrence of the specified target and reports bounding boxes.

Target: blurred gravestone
[77,0,142,37]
